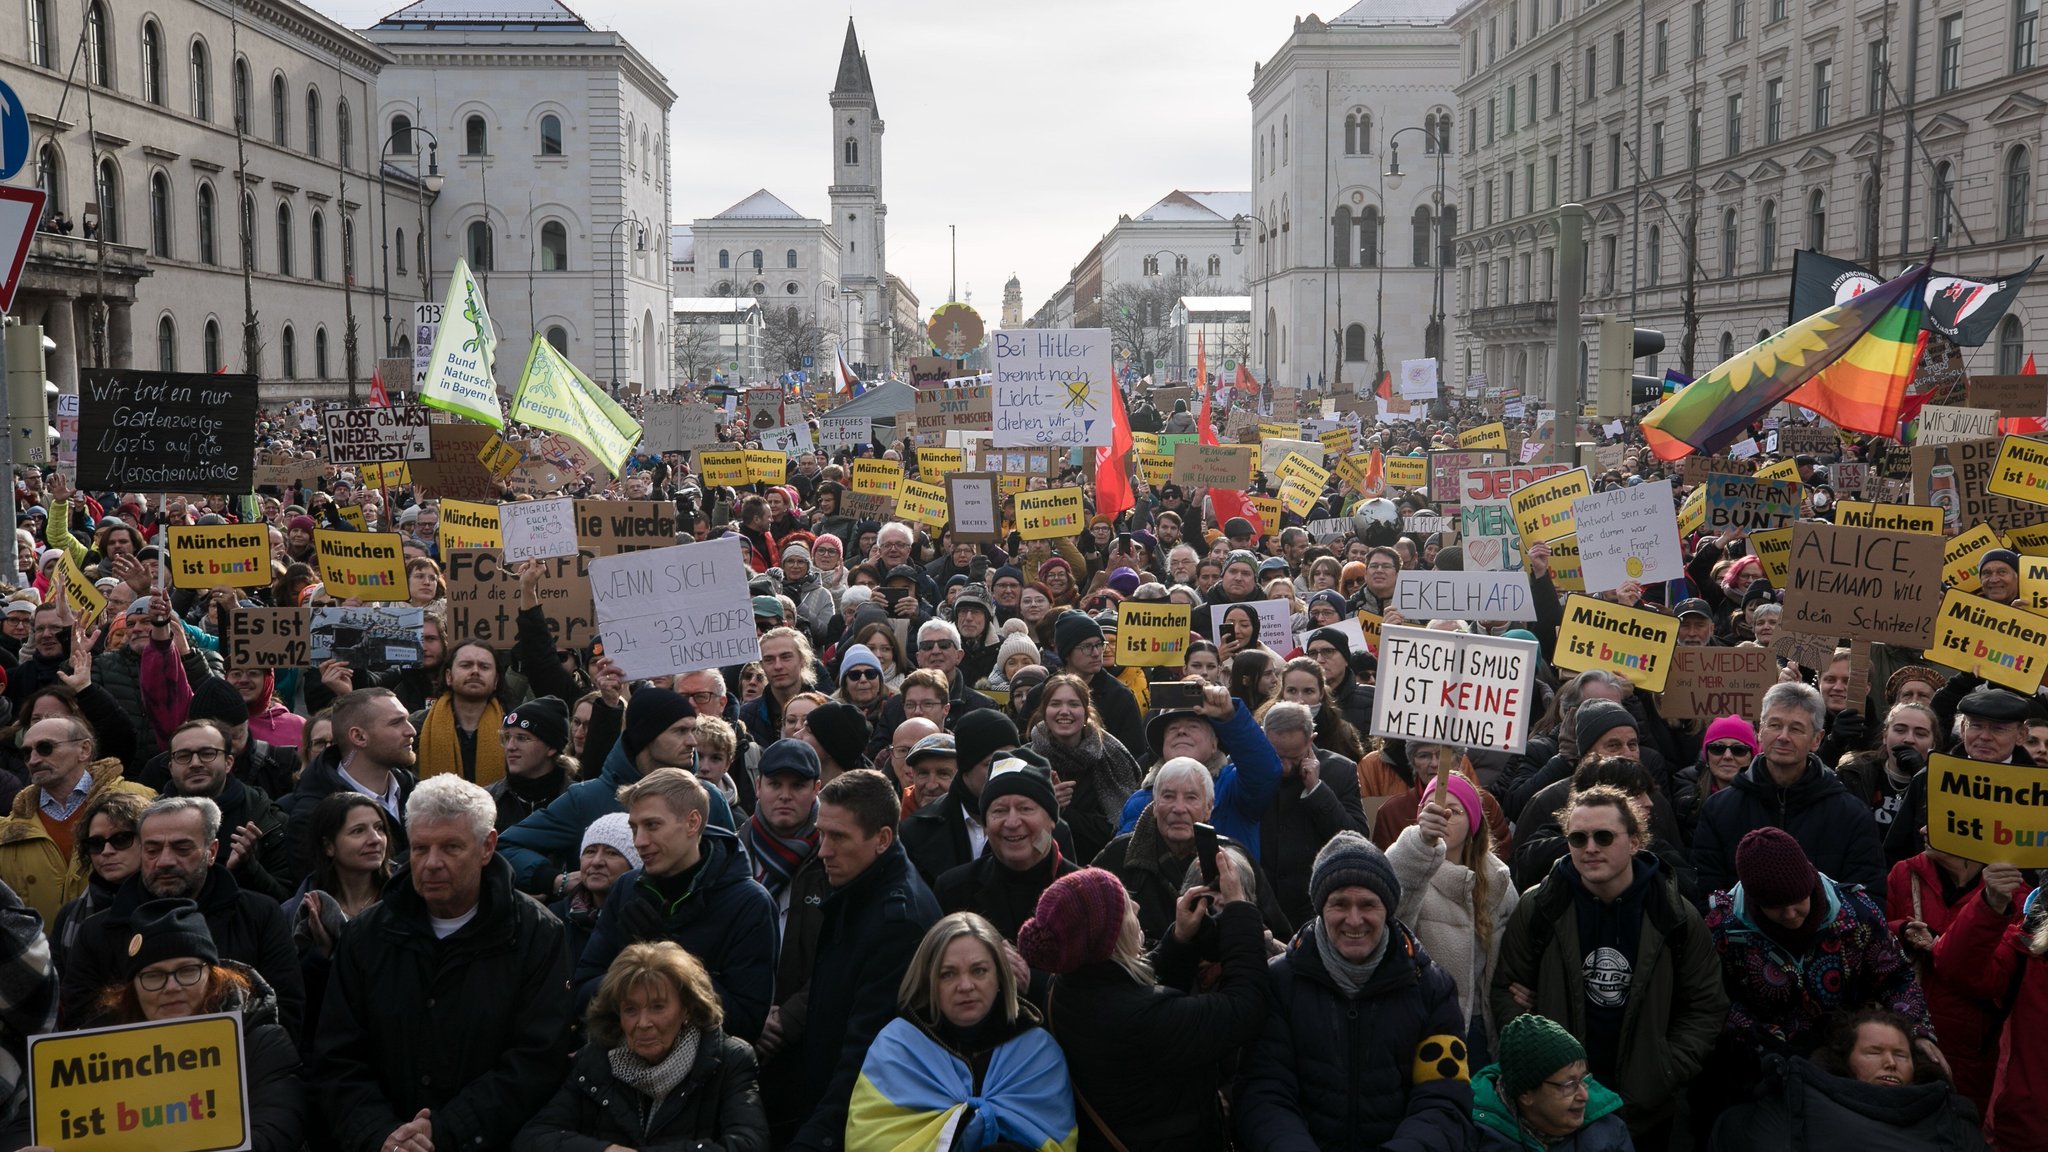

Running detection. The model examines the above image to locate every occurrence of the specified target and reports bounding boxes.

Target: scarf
[742,811,817,898]
[609,1028,702,1126]
[418,695,505,786]
[845,1018,1078,1152]
[1033,723,1140,835]
[140,639,193,752]
[1314,915,1389,997]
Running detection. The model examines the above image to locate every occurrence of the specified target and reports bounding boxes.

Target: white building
[685,189,844,341]
[672,296,762,386]
[1170,296,1255,383]
[10,0,427,399]
[1249,3,1463,393]
[364,0,675,393]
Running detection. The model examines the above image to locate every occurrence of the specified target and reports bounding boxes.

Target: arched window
[786,249,798,268]
[156,316,176,371]
[336,98,351,166]
[394,227,406,274]
[1719,331,1736,363]
[149,172,171,258]
[465,114,488,155]
[270,74,288,146]
[1332,206,1353,268]
[1759,200,1778,272]
[196,183,215,264]
[397,333,411,360]
[467,220,493,270]
[280,324,296,379]
[844,137,858,165]
[1646,224,1662,286]
[203,319,222,373]
[540,114,562,155]
[1860,177,1880,264]
[84,1,109,87]
[1999,315,2026,374]
[1721,208,1738,278]
[1437,111,1453,153]
[310,211,326,281]
[546,326,568,354]
[784,282,799,295]
[189,40,210,120]
[315,328,329,378]
[539,220,567,270]
[1933,161,1955,243]
[391,113,412,155]
[1440,206,1458,267]
[141,22,164,104]
[1808,188,1827,252]
[95,158,120,243]
[751,249,764,272]
[343,215,355,276]
[1413,205,1434,266]
[1424,113,1439,153]
[275,202,293,275]
[1344,323,1367,360]
[1208,254,1221,275]
[305,87,321,157]
[1283,116,1289,165]
[717,249,730,269]
[232,57,250,130]
[2006,146,2033,239]
[1358,206,1381,267]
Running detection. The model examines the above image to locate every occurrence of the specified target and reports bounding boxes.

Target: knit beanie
[1498,1014,1588,1101]
[1018,868,1132,975]
[287,514,317,534]
[1052,611,1104,660]
[1224,549,1260,574]
[805,701,871,773]
[187,676,251,727]
[996,633,1040,677]
[992,564,1024,585]
[122,898,219,981]
[953,709,1021,777]
[1735,827,1818,907]
[1983,548,2022,574]
[1107,567,1141,596]
[579,811,641,870]
[1309,590,1349,618]
[839,644,884,679]
[1310,831,1400,914]
[980,749,1059,820]
[1574,700,1637,755]
[1309,626,1352,661]
[621,687,697,762]
[781,541,812,565]
[841,584,874,609]
[1702,715,1760,754]
[503,695,570,753]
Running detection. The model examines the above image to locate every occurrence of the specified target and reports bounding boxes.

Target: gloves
[1831,708,1866,751]
[1891,744,1925,779]
[619,896,669,944]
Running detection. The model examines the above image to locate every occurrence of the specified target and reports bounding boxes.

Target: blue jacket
[498,739,738,895]
[571,827,778,1043]
[1115,700,1283,856]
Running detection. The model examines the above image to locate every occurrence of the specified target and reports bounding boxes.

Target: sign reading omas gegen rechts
[78,370,259,492]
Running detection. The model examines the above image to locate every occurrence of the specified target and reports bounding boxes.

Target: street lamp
[609,217,647,397]
[378,126,442,358]
[1385,125,1450,366]
[1231,213,1272,387]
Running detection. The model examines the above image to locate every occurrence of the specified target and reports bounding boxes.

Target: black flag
[1789,249,2039,347]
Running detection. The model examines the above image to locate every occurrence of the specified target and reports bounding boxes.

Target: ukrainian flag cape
[846,1018,1077,1152]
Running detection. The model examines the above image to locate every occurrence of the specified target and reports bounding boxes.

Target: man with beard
[412,640,509,786]
[155,720,292,901]
[281,688,420,880]
[131,677,300,801]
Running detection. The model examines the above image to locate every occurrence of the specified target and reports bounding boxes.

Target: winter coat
[1115,700,1283,856]
[899,773,1078,889]
[1387,823,1520,1040]
[1030,724,1143,867]
[48,871,119,974]
[787,840,940,1152]
[1692,755,1889,911]
[1670,763,1732,849]
[572,830,779,1042]
[1473,1064,1633,1152]
[1931,883,2048,1152]
[1083,668,1149,763]
[92,641,223,761]
[0,878,56,1133]
[934,845,1081,941]
[132,734,301,804]
[779,570,839,640]
[1706,877,1931,1057]
[1887,854,2013,1116]
[1257,752,1369,927]
[1707,1055,1988,1152]
[512,1032,769,1152]
[160,773,294,901]
[278,747,415,882]
[1235,918,1476,1152]
[313,854,573,1152]
[0,757,154,925]
[1091,810,1292,944]
[1329,672,1375,740]
[1510,777,1695,901]
[1491,856,1727,1133]
[498,737,736,895]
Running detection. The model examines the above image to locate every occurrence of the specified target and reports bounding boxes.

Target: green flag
[509,335,643,477]
[418,257,504,428]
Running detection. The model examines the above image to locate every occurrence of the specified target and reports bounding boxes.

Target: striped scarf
[742,811,817,898]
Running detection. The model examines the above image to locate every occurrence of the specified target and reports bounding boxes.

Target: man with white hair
[869,522,937,604]
[868,619,999,750]
[315,775,572,1152]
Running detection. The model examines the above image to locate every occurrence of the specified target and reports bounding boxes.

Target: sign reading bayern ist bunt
[78,370,260,492]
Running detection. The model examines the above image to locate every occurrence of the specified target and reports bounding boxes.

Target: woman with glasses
[780,691,829,742]
[298,706,334,767]
[406,556,446,610]
[832,644,893,730]
[1474,1014,1633,1151]
[1672,717,1759,850]
[1275,657,1367,764]
[48,789,149,970]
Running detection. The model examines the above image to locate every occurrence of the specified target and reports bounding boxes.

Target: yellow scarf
[418,695,506,786]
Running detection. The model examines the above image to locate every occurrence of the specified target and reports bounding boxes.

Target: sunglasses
[917,639,956,651]
[83,830,137,855]
[1705,741,1751,756]
[1566,829,1621,849]
[842,667,880,681]
[28,737,84,758]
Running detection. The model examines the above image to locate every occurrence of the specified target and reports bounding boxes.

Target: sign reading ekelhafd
[78,370,259,492]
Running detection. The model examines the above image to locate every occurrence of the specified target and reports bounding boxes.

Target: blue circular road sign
[0,80,27,182]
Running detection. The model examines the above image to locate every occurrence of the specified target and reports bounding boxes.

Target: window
[1507,87,1517,134]
[306,88,321,156]
[271,75,288,147]
[1487,16,1498,62]
[1584,47,1597,101]
[1766,78,1784,143]
[1424,112,1440,153]
[1860,177,1881,262]
[1652,122,1666,177]
[1602,234,1619,292]
[1808,189,1827,252]
[2020,0,2040,71]
[1332,206,1353,268]
[717,249,729,269]
[233,58,250,130]
[1283,117,1289,165]
[1730,0,1745,39]
[1722,208,1739,277]
[1487,97,1497,144]
[189,40,210,119]
[751,248,764,272]
[546,326,568,354]
[1760,200,1778,271]
[1719,331,1736,362]
[85,1,108,87]
[1933,161,1956,243]
[1440,207,1457,266]
[1543,247,1556,297]
[1509,0,1520,47]
[1611,31,1625,88]
[95,158,120,243]
[148,172,171,257]
[1655,19,1669,73]
[1344,324,1367,361]
[783,248,797,269]
[1345,110,1371,155]
[540,114,562,155]
[395,228,406,275]
[1468,108,1478,150]
[156,317,175,372]
[281,325,296,379]
[310,211,325,280]
[315,328,329,378]
[1358,207,1381,267]
[1408,206,1435,269]
[336,98,350,166]
[1550,61,1562,114]
[1486,179,1496,225]
[1999,315,2027,373]
[539,220,567,270]
[203,319,222,373]
[1726,93,1744,155]
[1770,0,1786,21]
[465,114,488,155]
[1520,253,1533,301]
[467,219,493,270]
[1692,0,1707,57]
[1689,108,1703,167]
[844,137,857,165]
[1940,16,1962,92]
[1868,40,1888,111]
[2008,146,2033,238]
[1208,254,1222,275]
[1580,142,1594,198]
[27,0,51,67]
[1548,155,1559,206]
[391,113,413,155]
[1608,133,1622,191]
[197,183,215,264]
[275,202,292,275]
[142,22,164,104]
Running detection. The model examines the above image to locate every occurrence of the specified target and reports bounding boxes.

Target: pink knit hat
[1421,772,1484,837]
[1702,715,1760,754]
[1018,868,1130,975]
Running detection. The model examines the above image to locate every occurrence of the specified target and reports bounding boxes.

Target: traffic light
[4,324,52,465]
[1594,315,1666,419]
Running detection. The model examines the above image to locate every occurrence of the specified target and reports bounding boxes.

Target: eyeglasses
[1705,741,1750,757]
[1070,641,1105,656]
[170,747,227,766]
[1567,829,1621,849]
[756,618,781,632]
[1306,646,1340,658]
[679,690,723,707]
[842,667,880,681]
[1543,1075,1589,1095]
[136,962,208,992]
[917,639,956,651]
[83,830,137,855]
[28,737,84,759]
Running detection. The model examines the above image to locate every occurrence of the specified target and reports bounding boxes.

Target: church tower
[830,19,886,370]
[1002,274,1023,327]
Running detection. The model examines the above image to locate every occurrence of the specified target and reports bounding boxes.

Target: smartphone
[1151,681,1205,710]
[1193,823,1222,887]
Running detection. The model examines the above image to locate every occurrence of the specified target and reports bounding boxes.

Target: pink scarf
[140,638,193,751]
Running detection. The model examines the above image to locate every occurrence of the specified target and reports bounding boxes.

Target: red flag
[367,367,391,408]
[1363,447,1385,494]
[2027,353,2039,375]
[1376,371,1393,401]
[2001,353,2047,433]
[1094,380,1135,522]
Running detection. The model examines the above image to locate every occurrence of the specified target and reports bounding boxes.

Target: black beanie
[122,898,219,981]
[503,695,570,752]
[1308,626,1353,661]
[805,701,870,773]
[622,687,697,762]
[954,709,1021,777]
[979,748,1059,820]
[188,676,250,726]
[1053,611,1104,660]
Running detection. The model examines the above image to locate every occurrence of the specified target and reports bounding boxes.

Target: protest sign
[917,447,965,478]
[1754,457,1800,483]
[1987,434,2048,507]
[991,329,1113,448]
[1320,426,1354,458]
[744,449,786,486]
[1299,613,1376,660]
[2021,555,2048,611]
[1461,422,1509,449]
[758,423,812,457]
[1398,358,1439,401]
[947,474,1002,542]
[436,499,502,555]
[1404,515,1454,536]
[1970,374,2048,417]
[819,415,872,452]
[313,532,406,602]
[1770,630,1841,672]
[744,387,784,432]
[1553,594,1679,692]
[1541,533,1585,591]
[409,424,501,503]
[332,503,369,532]
[445,548,590,649]
[1926,752,2048,867]
[1459,497,1521,571]
[1016,487,1087,541]
[77,370,259,492]
[1705,475,1801,533]
[164,524,269,589]
[1258,421,1302,443]
[913,384,994,438]
[1508,467,1592,544]
[698,449,747,487]
[310,605,424,669]
[1572,480,1683,593]
[572,500,678,556]
[1942,523,2005,593]
[643,403,724,453]
[55,552,104,630]
[851,459,902,496]
[1783,523,1942,647]
[1172,443,1255,489]
[1831,461,1869,496]
[1370,625,1539,753]
[1386,455,1429,490]
[1679,485,1705,536]
[1136,451,1175,487]
[1917,405,2003,445]
[1663,647,1780,721]
[322,404,433,465]
[1392,571,1537,621]
[588,539,758,680]
[30,1012,249,1151]
[1751,526,1793,586]
[1259,437,1325,477]
[895,478,951,528]
[477,433,523,481]
[1117,602,1192,667]
[499,498,578,563]
[2016,523,2048,556]
[1834,499,1943,534]
[222,607,309,670]
[1930,588,2048,694]
[1211,598,1295,651]
[1915,437,2046,533]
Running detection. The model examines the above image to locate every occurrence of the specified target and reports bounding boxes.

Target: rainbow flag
[1643,263,1930,461]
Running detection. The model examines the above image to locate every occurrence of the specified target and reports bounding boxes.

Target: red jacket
[1887,853,2012,1117]
[1932,882,2047,1152]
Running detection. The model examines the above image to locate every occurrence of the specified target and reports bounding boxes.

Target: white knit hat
[996,632,1040,674]
[579,812,641,870]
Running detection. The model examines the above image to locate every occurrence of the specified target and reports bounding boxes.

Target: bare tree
[892,323,927,369]
[673,320,724,386]
[1102,269,1215,376]
[760,304,839,375]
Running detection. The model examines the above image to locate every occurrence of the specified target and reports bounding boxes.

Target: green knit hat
[1498,1014,1587,1100]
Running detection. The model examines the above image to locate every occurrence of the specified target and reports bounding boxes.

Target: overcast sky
[313,0,1334,332]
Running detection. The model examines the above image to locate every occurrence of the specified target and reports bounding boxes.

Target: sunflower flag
[1641,262,1930,461]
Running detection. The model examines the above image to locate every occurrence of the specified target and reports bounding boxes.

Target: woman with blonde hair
[1028,673,1141,865]
[847,912,1077,1151]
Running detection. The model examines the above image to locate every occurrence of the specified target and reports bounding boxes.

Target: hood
[1733,754,1845,809]
[1768,1053,1970,1130]
[600,738,645,787]
[1472,1065,1627,1149]
[218,959,285,1031]
[1711,876,1848,958]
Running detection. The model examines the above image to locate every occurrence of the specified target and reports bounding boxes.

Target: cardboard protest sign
[1834,499,1943,534]
[697,449,747,487]
[1663,647,1780,721]
[499,498,578,563]
[445,548,590,649]
[1117,601,1192,667]
[1914,438,2044,533]
[1925,752,2048,866]
[1769,630,1840,672]
[1172,443,1255,489]
[1751,526,1793,587]
[164,524,270,589]
[1461,422,1509,449]
[313,532,406,602]
[913,385,994,438]
[1210,598,1294,652]
[1987,435,2048,507]
[1259,437,1325,477]
[333,503,369,532]
[1705,475,1801,533]
[77,370,259,492]
[1970,374,2048,417]
[1942,523,2004,593]
[1553,594,1678,691]
[1428,451,1503,504]
[1783,522,1942,647]
[1572,479,1683,593]
[819,415,872,453]
[1392,571,1537,621]
[851,459,903,496]
[572,501,678,556]
[1386,455,1429,490]
[1015,487,1087,541]
[1930,588,2048,694]
[1371,624,1539,753]
[309,605,424,669]
[991,329,1113,448]
[1917,405,2002,445]
[409,424,502,503]
[588,538,759,680]
[436,499,502,554]
[643,403,725,453]
[30,1012,250,1151]
[947,474,1003,542]
[894,478,951,528]
[323,404,433,465]
[1507,467,1592,545]
[222,607,309,670]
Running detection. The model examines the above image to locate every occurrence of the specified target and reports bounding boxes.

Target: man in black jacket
[156,720,294,901]
[1049,612,1149,761]
[899,710,1077,886]
[314,775,572,1152]
[280,689,419,879]
[1256,703,1368,925]
[128,677,300,801]
[789,769,939,1152]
